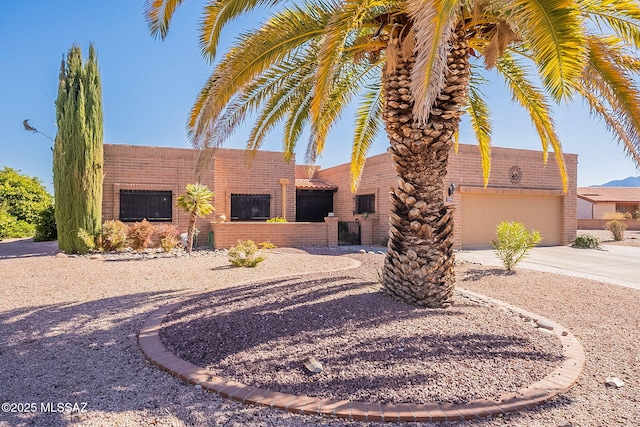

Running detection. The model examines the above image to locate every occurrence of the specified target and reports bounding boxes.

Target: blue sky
[1,0,638,193]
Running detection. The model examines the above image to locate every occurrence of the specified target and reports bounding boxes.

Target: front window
[231,194,270,221]
[356,194,375,215]
[120,190,172,222]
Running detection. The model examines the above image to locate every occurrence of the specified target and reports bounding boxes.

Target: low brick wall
[578,219,640,231]
[211,218,341,249]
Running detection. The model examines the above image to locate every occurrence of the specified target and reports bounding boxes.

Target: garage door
[461,194,562,249]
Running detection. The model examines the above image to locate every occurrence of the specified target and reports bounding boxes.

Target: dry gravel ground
[1,238,639,426]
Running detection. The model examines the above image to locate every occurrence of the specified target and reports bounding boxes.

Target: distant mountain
[595,176,640,187]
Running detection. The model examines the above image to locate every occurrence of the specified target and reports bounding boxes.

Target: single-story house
[102,143,577,249]
[577,187,640,219]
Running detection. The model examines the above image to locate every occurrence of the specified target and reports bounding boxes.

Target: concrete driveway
[456,244,640,291]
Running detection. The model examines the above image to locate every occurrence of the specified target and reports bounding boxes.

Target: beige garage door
[461,194,562,249]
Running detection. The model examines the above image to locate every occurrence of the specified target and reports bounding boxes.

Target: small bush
[0,209,35,239]
[34,205,57,242]
[258,241,277,249]
[128,219,155,250]
[602,212,625,220]
[101,220,128,252]
[266,217,287,223]
[573,234,601,249]
[623,211,633,219]
[492,221,542,270]
[156,224,179,252]
[229,240,265,267]
[605,220,627,241]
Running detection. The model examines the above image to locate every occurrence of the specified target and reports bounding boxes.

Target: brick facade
[103,143,577,249]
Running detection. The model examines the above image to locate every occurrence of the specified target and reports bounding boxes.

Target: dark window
[356,194,375,214]
[296,190,334,222]
[231,194,270,221]
[120,190,172,222]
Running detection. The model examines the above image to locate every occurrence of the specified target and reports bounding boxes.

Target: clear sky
[1,0,638,194]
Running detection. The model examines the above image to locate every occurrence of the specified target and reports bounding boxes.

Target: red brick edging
[139,288,585,422]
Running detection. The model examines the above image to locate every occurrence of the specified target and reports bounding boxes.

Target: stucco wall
[577,197,594,219]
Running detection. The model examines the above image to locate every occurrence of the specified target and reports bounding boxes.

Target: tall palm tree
[176,183,215,253]
[146,0,640,307]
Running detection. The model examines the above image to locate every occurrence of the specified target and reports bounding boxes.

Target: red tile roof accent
[577,187,640,203]
[295,178,338,190]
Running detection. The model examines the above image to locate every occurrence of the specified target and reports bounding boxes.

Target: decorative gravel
[1,238,639,426]
[160,257,562,405]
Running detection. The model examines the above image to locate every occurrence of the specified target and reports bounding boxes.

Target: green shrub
[229,240,265,267]
[492,221,542,271]
[258,241,277,249]
[572,234,601,249]
[156,223,179,252]
[34,204,57,242]
[77,228,97,253]
[0,209,35,239]
[101,220,128,252]
[128,219,155,250]
[605,220,627,241]
[266,217,287,223]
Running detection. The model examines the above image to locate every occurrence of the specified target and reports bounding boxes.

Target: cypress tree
[54,43,103,253]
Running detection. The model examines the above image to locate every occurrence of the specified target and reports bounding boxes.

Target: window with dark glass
[231,194,270,221]
[356,194,375,214]
[119,190,172,222]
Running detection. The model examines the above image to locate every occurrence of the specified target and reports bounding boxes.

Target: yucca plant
[176,183,214,253]
[147,0,640,307]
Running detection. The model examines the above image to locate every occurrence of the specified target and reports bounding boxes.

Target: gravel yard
[1,238,639,426]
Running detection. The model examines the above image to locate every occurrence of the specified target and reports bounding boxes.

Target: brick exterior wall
[212,149,296,222]
[318,144,578,248]
[104,143,577,249]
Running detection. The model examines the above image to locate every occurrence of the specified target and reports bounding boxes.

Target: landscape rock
[605,377,625,388]
[303,356,323,374]
[55,252,68,258]
[535,319,555,331]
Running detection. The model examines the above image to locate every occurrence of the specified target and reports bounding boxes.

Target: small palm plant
[176,183,214,253]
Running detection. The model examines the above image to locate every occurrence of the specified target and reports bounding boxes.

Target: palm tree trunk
[381,27,470,308]
[187,213,197,253]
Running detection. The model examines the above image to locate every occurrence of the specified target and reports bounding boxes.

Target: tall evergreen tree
[54,43,104,253]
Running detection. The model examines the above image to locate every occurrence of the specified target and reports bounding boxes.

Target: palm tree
[146,0,640,307]
[176,183,215,253]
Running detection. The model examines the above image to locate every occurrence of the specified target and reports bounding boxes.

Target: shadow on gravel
[0,290,190,427]
[0,238,59,259]
[160,274,563,405]
[460,268,517,281]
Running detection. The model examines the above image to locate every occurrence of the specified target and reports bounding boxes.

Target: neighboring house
[577,187,640,219]
[102,143,577,249]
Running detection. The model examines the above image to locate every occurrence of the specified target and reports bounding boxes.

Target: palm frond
[144,0,186,39]
[351,84,383,191]
[408,0,460,124]
[466,67,492,187]
[497,52,568,190]
[189,3,333,148]
[505,0,587,101]
[583,0,640,47]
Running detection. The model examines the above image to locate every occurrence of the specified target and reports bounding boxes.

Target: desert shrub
[605,220,627,241]
[101,220,128,251]
[636,207,640,220]
[128,219,155,250]
[266,217,287,223]
[34,204,57,242]
[573,234,601,249]
[258,241,277,249]
[156,223,179,252]
[492,221,542,271]
[623,211,633,219]
[229,240,265,267]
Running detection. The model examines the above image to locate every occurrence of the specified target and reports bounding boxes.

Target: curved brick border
[139,286,585,423]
